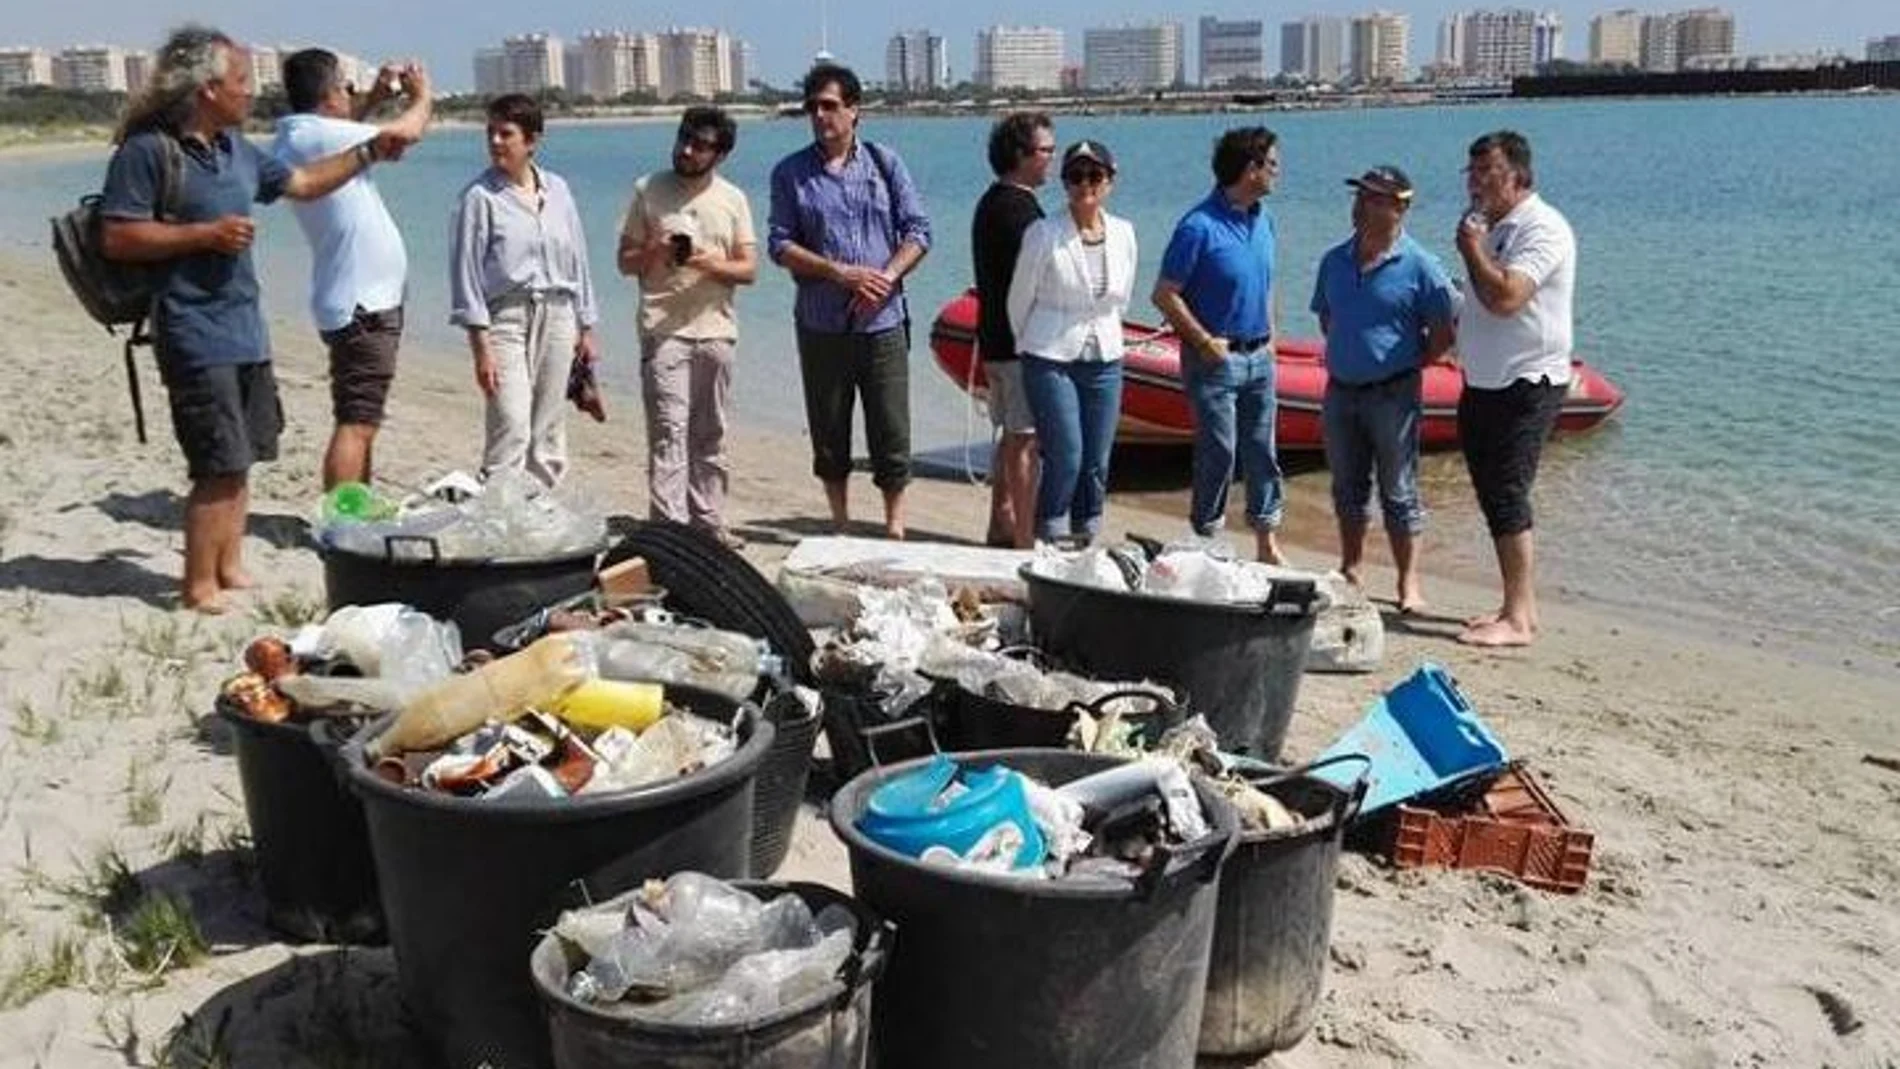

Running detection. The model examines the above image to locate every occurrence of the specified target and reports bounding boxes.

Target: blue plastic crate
[1314,664,1508,818]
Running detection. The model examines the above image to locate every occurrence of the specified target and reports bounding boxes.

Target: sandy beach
[0,245,1896,1068]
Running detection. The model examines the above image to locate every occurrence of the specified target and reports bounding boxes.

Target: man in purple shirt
[767,63,931,539]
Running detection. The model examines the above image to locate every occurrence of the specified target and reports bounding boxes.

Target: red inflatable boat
[929,290,1625,450]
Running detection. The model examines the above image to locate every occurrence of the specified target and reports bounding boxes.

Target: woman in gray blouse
[449,93,599,489]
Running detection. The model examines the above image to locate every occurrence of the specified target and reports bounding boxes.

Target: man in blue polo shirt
[1311,165,1457,613]
[1153,126,1286,563]
[101,25,406,613]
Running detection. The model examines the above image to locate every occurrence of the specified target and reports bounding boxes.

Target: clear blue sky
[11,0,1894,89]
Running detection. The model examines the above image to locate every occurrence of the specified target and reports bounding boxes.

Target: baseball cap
[1062,140,1117,175]
[1346,165,1415,201]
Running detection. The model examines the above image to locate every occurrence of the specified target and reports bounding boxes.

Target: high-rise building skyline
[571,32,661,99]
[1534,11,1565,65]
[1281,15,1347,82]
[51,45,127,92]
[501,33,565,94]
[1590,8,1644,64]
[0,47,54,89]
[974,25,1064,91]
[1449,9,1538,79]
[1083,22,1183,91]
[1870,34,1900,62]
[886,30,949,93]
[1639,13,1679,69]
[658,28,733,100]
[1674,7,1736,66]
[1351,11,1410,83]
[1199,17,1264,86]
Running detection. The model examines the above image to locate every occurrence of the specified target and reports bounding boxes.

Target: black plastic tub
[1199,756,1369,1058]
[1020,563,1320,760]
[934,680,1181,753]
[217,701,383,945]
[338,689,773,1069]
[830,749,1239,1069]
[320,533,606,652]
[530,880,889,1069]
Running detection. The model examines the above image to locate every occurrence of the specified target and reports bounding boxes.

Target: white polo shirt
[271,114,407,332]
[1457,192,1575,390]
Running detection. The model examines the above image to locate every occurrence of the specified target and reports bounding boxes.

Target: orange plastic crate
[1392,765,1594,893]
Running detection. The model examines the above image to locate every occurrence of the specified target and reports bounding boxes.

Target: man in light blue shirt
[1311,165,1456,612]
[273,49,430,488]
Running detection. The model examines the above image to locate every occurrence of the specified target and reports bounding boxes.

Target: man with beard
[618,106,757,546]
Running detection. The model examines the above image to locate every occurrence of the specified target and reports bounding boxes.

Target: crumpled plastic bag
[594,621,767,702]
[319,469,605,562]
[559,874,860,1024]
[584,714,737,794]
[1030,544,1130,590]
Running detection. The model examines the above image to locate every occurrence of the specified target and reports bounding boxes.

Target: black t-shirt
[971,182,1044,362]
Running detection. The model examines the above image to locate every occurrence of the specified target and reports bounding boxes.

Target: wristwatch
[353,141,377,168]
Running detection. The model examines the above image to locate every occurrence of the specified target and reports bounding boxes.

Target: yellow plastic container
[551,679,666,732]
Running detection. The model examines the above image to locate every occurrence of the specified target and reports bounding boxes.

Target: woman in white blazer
[1005,140,1138,545]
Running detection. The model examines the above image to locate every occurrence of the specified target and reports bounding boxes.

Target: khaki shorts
[984,358,1037,435]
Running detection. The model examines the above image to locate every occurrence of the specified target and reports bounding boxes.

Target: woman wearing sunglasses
[1004,140,1139,546]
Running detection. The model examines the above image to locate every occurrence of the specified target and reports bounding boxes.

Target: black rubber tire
[604,522,817,684]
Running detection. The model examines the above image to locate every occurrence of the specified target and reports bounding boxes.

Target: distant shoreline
[6,84,1893,160]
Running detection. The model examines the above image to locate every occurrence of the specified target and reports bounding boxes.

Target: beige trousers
[482,295,577,489]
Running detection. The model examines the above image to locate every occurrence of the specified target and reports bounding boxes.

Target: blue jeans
[1022,354,1123,541]
[1182,347,1282,535]
[1323,371,1425,535]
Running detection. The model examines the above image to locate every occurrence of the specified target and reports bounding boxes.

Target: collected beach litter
[315,469,606,561]
[357,632,741,801]
[549,873,862,1025]
[219,603,463,723]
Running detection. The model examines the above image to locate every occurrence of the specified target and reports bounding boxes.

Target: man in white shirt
[272,49,430,488]
[1452,129,1577,647]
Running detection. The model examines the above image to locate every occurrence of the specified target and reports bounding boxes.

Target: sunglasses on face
[1065,168,1109,186]
[677,132,722,153]
[802,97,846,115]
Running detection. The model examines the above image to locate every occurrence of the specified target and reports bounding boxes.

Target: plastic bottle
[368,632,592,759]
[551,679,666,732]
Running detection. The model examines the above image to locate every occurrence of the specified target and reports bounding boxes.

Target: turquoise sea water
[4,96,1898,665]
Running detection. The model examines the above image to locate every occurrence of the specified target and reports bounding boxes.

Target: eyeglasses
[802,97,846,115]
[676,132,722,153]
[1065,169,1109,186]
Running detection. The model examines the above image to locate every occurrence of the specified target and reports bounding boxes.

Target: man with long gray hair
[101,26,411,614]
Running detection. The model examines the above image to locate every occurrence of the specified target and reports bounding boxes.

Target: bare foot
[1463,609,1503,628]
[182,590,231,616]
[1398,591,1428,615]
[883,526,906,541]
[1456,618,1536,647]
[1339,566,1364,588]
[220,570,257,590]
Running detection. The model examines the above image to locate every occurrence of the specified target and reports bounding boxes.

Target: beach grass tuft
[9,697,59,746]
[124,757,169,828]
[0,930,90,1009]
[114,890,207,975]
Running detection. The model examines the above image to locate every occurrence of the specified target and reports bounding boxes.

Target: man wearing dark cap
[1310,165,1457,612]
[1152,126,1287,563]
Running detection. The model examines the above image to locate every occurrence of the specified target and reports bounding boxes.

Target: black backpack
[49,134,184,442]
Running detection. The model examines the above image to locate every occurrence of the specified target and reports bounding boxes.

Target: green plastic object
[322,482,394,524]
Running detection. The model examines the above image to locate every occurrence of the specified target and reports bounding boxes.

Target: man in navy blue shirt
[1310,166,1456,613]
[101,25,408,613]
[767,63,931,539]
[1153,127,1286,564]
